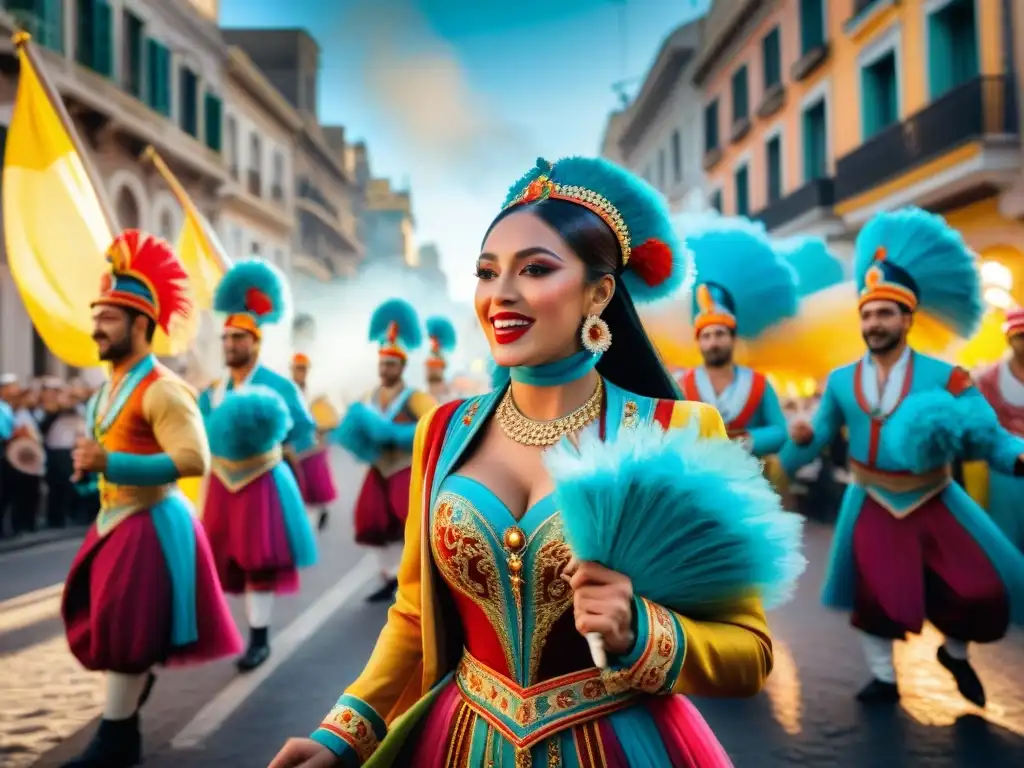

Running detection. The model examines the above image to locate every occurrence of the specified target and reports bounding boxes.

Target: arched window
[115,186,140,230]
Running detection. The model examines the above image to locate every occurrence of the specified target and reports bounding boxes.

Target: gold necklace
[497,378,604,446]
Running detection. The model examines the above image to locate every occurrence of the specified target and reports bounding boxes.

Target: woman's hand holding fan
[544,421,806,670]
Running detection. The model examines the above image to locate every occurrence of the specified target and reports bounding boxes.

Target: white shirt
[860,346,912,417]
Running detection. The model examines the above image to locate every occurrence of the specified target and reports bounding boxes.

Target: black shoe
[856,678,900,704]
[137,671,156,709]
[366,578,399,603]
[61,714,141,767]
[318,510,329,532]
[937,646,986,707]
[236,626,270,672]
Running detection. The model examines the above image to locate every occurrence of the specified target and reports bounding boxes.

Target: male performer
[334,299,436,603]
[782,208,1024,707]
[677,218,793,458]
[199,260,318,672]
[969,307,1024,550]
[61,230,241,767]
[290,352,339,532]
[425,315,458,404]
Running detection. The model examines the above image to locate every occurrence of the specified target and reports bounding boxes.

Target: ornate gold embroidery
[503,526,527,612]
[431,492,517,676]
[625,599,678,694]
[622,400,639,429]
[548,739,563,767]
[320,704,381,763]
[527,515,573,684]
[463,400,480,426]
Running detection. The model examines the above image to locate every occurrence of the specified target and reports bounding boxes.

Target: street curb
[0,526,87,555]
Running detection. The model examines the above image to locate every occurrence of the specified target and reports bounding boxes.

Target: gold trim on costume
[622,598,679,694]
[319,705,381,764]
[211,446,283,492]
[850,461,951,518]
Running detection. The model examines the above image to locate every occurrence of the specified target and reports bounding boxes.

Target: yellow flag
[3,44,111,368]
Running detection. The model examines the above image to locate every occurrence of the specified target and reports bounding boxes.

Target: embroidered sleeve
[142,378,210,479]
[310,406,443,762]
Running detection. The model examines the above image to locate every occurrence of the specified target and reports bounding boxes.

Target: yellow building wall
[705,0,833,214]
[832,0,1006,160]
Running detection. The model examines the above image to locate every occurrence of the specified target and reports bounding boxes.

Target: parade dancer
[343,299,436,603]
[675,216,794,458]
[970,307,1024,550]
[782,208,1024,706]
[269,156,788,768]
[61,230,242,767]
[290,352,340,532]
[199,261,318,672]
[425,315,458,404]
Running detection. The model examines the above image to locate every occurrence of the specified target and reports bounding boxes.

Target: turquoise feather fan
[331,402,391,465]
[775,236,845,297]
[854,207,982,338]
[213,260,288,324]
[673,211,798,339]
[369,298,424,350]
[208,385,292,461]
[544,422,806,614]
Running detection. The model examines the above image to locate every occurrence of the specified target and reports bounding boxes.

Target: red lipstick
[490,311,535,345]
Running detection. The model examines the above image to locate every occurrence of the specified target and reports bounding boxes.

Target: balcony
[752,178,836,233]
[297,177,339,219]
[834,76,1019,204]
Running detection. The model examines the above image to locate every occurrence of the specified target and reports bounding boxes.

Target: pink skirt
[62,511,242,674]
[403,682,732,767]
[299,447,338,505]
[203,471,300,595]
[354,466,411,547]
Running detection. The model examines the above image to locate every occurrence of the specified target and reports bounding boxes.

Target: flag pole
[141,145,231,272]
[11,32,120,235]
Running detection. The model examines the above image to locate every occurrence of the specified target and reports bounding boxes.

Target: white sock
[245,591,274,629]
[104,671,149,720]
[943,638,969,660]
[860,633,897,684]
[375,543,403,581]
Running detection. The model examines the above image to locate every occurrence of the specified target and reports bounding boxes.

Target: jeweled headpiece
[501,157,690,304]
[91,229,191,333]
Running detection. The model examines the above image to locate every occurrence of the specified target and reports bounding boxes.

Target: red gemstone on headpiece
[629,238,674,287]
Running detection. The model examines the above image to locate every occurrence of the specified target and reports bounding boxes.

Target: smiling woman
[269,157,801,768]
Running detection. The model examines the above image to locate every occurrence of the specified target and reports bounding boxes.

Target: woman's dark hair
[487,199,682,400]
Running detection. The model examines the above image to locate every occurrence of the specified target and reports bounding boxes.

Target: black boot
[366,578,398,604]
[937,646,986,707]
[318,510,329,532]
[61,713,141,767]
[236,626,271,672]
[137,671,156,709]
[856,678,900,704]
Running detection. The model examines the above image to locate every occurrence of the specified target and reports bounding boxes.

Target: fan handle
[586,631,607,669]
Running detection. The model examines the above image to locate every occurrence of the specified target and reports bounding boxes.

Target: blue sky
[220,0,709,300]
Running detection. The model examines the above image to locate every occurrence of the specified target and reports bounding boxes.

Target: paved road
[3,457,1024,766]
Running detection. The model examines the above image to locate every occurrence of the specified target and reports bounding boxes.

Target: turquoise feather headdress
[213,259,288,337]
[369,298,423,360]
[774,236,845,297]
[426,316,456,368]
[672,211,797,339]
[501,157,692,304]
[854,207,982,338]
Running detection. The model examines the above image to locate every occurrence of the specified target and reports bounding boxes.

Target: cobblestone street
[2,451,1023,767]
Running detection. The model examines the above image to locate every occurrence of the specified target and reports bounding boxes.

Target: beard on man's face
[95,331,133,362]
[701,346,733,368]
[225,348,252,368]
[862,326,902,353]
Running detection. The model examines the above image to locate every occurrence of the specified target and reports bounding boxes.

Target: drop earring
[581,314,612,355]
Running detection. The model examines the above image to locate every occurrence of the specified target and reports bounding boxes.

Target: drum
[310,396,340,432]
[5,435,45,476]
